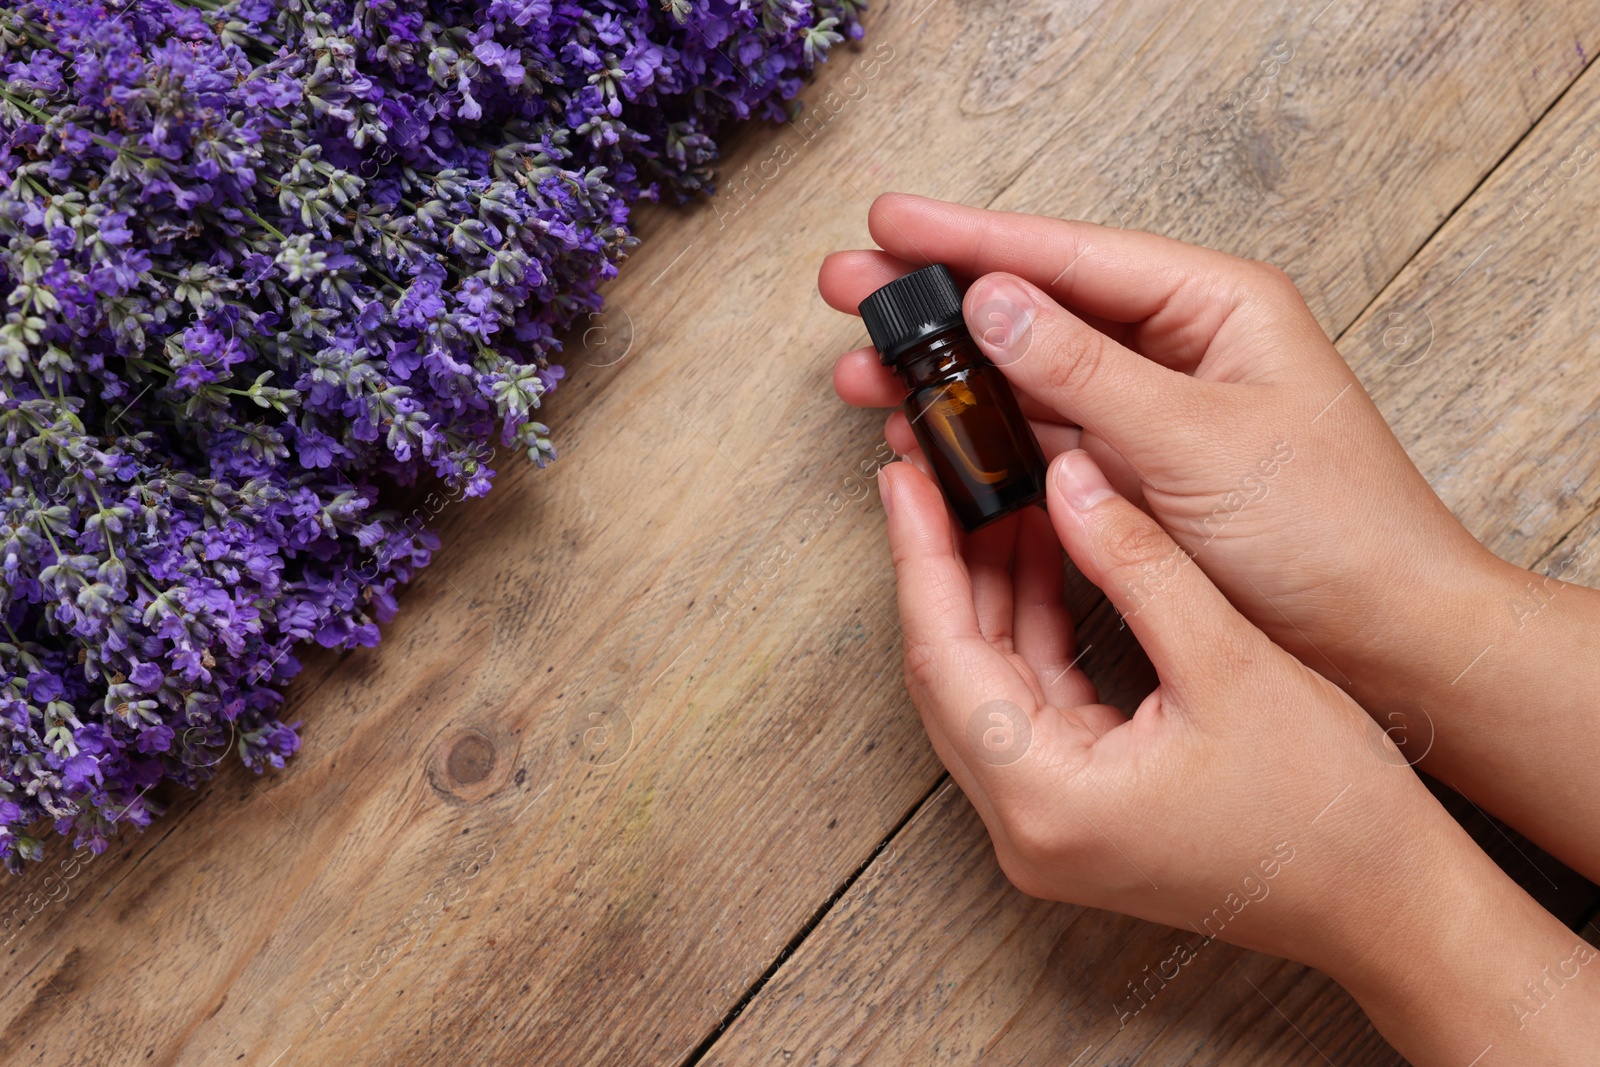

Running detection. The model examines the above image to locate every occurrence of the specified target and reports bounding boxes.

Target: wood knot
[428,725,514,804]
[447,732,495,784]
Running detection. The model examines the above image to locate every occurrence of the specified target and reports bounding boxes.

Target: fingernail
[967,274,1035,361]
[1059,449,1116,511]
[879,464,897,518]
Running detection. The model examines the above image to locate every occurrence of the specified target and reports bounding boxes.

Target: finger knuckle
[888,537,918,571]
[1251,262,1309,306]
[1106,514,1172,571]
[1102,516,1189,611]
[994,846,1051,900]
[1254,261,1292,286]
[999,805,1062,867]
[901,638,944,695]
[1039,322,1106,396]
[1203,626,1264,678]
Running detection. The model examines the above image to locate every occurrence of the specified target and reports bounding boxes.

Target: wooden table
[6,2,1600,1063]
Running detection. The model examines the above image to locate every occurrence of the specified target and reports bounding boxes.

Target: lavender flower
[0,0,863,870]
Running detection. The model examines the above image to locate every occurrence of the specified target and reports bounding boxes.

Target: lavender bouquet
[0,0,860,870]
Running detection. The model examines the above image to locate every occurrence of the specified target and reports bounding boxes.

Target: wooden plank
[1535,501,1600,587]
[703,614,1596,1067]
[1,4,1595,1067]
[700,784,1402,1067]
[1343,86,1600,568]
[701,6,1600,1067]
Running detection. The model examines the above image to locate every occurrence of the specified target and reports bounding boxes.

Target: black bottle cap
[858,263,965,366]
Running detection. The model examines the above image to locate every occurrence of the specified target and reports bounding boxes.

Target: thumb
[964,272,1209,454]
[1046,448,1264,690]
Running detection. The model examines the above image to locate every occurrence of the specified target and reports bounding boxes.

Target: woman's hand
[825,193,1600,882]
[872,446,1600,1066]
[824,194,1494,705]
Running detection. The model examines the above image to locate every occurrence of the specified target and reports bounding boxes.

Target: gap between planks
[677,777,954,1067]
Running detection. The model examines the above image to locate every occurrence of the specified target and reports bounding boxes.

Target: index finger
[866,193,1277,368]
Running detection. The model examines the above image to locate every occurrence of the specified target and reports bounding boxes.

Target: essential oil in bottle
[859,264,1048,532]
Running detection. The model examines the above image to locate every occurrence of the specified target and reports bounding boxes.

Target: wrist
[1332,544,1600,878]
[1311,806,1600,1065]
[1335,543,1523,720]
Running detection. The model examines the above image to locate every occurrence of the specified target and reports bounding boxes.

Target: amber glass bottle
[859,264,1048,532]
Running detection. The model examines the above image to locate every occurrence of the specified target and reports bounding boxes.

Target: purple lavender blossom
[0,0,863,870]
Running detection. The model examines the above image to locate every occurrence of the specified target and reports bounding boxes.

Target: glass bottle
[859,264,1048,532]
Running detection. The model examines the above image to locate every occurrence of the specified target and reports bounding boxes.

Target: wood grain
[703,5,1600,1067]
[701,784,1404,1067]
[2,1,1597,1065]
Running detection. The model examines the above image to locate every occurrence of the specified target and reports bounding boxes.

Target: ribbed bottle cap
[858,264,965,365]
